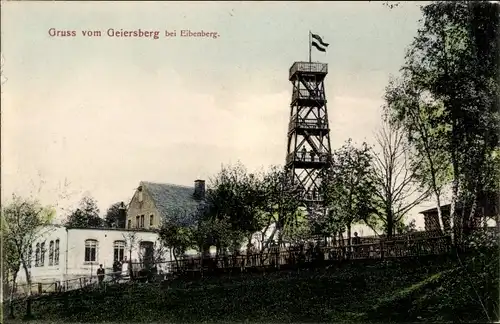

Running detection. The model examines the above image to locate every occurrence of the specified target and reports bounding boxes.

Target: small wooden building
[420,191,499,232]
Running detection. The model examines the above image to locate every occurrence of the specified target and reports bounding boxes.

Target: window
[128,219,131,229]
[35,243,40,267]
[140,215,145,228]
[40,242,46,266]
[49,241,54,266]
[114,240,125,261]
[149,215,154,226]
[84,239,98,262]
[136,216,140,228]
[54,239,60,265]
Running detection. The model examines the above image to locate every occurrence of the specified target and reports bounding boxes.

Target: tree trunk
[21,261,33,320]
[434,191,446,233]
[465,186,480,236]
[8,271,18,318]
[338,231,345,259]
[277,227,284,248]
[246,233,253,253]
[386,207,394,239]
[173,250,179,269]
[347,223,352,245]
[263,224,278,252]
[449,171,460,245]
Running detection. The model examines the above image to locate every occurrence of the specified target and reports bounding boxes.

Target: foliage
[122,231,139,261]
[280,210,311,245]
[385,0,500,240]
[199,163,266,247]
[1,194,55,318]
[385,76,451,232]
[3,224,21,318]
[3,226,21,281]
[322,139,377,239]
[104,201,125,228]
[159,221,194,262]
[395,219,417,235]
[370,120,430,237]
[65,195,103,228]
[370,248,498,322]
[259,165,302,247]
[191,163,303,251]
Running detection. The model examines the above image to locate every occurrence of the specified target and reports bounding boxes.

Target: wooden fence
[9,226,497,298]
[151,235,453,275]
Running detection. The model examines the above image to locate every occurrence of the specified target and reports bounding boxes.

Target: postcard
[2,1,498,323]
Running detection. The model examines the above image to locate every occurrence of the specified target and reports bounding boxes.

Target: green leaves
[104,202,125,228]
[386,1,500,237]
[65,195,103,228]
[159,220,193,258]
[2,194,54,284]
[322,140,376,234]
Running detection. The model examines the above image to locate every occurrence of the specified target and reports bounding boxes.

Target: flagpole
[308,31,312,63]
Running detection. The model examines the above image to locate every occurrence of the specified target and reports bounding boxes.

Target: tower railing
[291,89,325,103]
[286,151,330,165]
[289,62,328,80]
[288,118,329,133]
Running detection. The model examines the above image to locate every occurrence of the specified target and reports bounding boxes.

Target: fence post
[380,241,385,260]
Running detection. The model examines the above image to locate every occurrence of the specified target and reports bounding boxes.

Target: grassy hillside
[6,250,499,323]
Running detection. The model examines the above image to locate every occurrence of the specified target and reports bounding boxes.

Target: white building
[16,225,170,284]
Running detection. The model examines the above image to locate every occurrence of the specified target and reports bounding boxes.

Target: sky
[1,1,435,228]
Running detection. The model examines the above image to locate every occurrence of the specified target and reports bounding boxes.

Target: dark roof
[141,181,201,226]
[419,204,451,215]
[66,226,158,233]
[419,191,499,216]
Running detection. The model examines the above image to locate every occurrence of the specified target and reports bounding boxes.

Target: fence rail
[159,235,454,274]
[10,271,127,299]
[8,227,498,299]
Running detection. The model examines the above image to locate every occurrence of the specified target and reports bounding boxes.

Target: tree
[159,221,193,268]
[65,195,103,228]
[259,165,302,249]
[122,231,138,262]
[281,214,312,246]
[386,1,499,243]
[3,229,21,319]
[322,140,376,244]
[385,78,450,233]
[1,194,55,319]
[137,240,167,270]
[370,120,431,238]
[104,201,125,228]
[200,163,268,253]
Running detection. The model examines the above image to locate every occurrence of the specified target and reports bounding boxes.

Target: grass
[5,251,499,323]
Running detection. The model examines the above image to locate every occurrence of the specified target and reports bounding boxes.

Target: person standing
[352,232,361,257]
[122,256,130,281]
[97,264,105,287]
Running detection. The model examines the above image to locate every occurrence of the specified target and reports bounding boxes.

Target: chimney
[118,201,127,228]
[194,180,206,200]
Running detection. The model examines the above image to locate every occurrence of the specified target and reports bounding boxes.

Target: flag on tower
[311,32,329,52]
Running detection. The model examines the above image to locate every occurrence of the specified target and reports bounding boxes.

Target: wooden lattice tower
[285,61,332,207]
